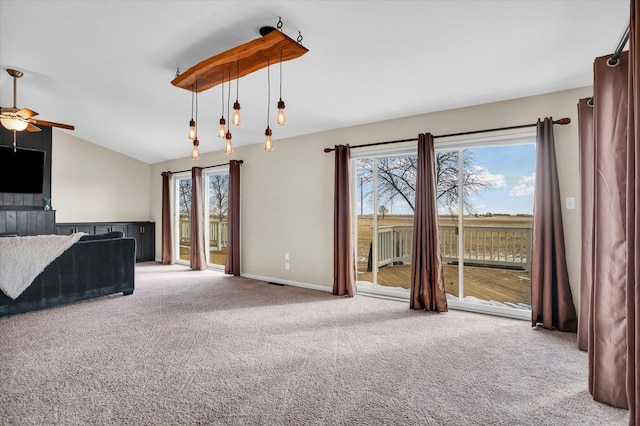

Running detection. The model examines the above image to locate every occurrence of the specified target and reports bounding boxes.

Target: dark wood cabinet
[0,209,55,236]
[126,223,155,262]
[94,224,127,235]
[56,223,93,235]
[56,221,155,262]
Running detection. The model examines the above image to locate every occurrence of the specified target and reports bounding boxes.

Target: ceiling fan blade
[31,119,75,131]
[16,108,38,119]
[26,123,42,132]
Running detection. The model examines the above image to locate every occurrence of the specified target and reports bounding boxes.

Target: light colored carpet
[0,262,629,425]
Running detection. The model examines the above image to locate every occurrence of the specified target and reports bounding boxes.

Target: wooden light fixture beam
[171,29,308,93]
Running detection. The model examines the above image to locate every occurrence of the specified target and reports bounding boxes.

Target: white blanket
[0,233,85,299]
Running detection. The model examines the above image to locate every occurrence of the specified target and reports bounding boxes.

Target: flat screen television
[0,145,45,194]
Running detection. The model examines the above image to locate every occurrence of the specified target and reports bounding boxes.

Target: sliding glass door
[352,135,535,318]
[174,173,192,265]
[437,136,536,317]
[353,149,416,298]
[173,167,229,268]
[203,169,229,269]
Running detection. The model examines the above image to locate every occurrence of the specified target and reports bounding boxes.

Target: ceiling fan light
[1,117,28,132]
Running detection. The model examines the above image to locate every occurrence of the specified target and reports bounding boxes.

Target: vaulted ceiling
[0,1,629,163]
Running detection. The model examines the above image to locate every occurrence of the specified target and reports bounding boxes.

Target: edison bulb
[191,138,200,160]
[264,127,273,152]
[224,138,233,155]
[218,117,226,139]
[277,99,286,126]
[232,101,241,126]
[188,119,196,140]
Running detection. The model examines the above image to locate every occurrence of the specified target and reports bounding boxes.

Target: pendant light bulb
[191,139,200,160]
[277,99,286,126]
[218,116,226,139]
[224,136,233,155]
[225,131,233,155]
[232,101,241,126]
[188,119,196,140]
[264,126,273,152]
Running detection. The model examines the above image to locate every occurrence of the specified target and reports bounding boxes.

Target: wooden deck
[357,263,531,305]
[179,248,227,266]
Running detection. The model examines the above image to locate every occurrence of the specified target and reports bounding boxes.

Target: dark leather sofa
[0,232,136,317]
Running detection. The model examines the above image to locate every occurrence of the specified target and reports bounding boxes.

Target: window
[352,133,536,319]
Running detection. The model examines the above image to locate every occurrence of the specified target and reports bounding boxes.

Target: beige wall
[150,86,591,309]
[52,130,151,223]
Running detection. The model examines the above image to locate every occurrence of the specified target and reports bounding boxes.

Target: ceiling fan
[0,68,74,141]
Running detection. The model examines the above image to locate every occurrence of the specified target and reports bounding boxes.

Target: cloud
[510,173,536,197]
[471,166,506,188]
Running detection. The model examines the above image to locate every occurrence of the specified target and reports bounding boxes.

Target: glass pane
[178,177,192,262]
[208,174,229,266]
[374,155,415,290]
[355,159,374,288]
[461,145,534,308]
[436,150,461,299]
[355,155,414,294]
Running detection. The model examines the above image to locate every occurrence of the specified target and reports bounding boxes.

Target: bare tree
[357,150,489,215]
[178,175,229,220]
[179,179,192,217]
[378,205,388,219]
[209,174,229,220]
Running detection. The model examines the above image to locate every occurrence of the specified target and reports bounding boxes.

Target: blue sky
[464,144,536,215]
[356,143,537,216]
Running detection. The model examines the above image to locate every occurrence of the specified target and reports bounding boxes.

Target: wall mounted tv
[0,145,45,194]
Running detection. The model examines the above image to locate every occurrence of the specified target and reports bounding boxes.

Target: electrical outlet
[285,261,290,271]
[285,252,290,261]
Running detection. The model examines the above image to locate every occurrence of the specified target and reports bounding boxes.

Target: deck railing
[375,224,532,271]
[179,218,228,250]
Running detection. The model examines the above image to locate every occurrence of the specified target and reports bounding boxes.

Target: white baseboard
[240,273,332,293]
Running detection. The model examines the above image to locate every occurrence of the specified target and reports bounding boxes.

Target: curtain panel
[587,51,630,410]
[225,160,241,276]
[409,133,447,312]
[333,145,355,297]
[530,118,577,332]
[628,1,640,421]
[161,171,174,265]
[190,167,206,271]
[577,99,594,351]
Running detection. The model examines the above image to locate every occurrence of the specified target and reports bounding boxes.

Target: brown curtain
[190,167,206,271]
[161,171,174,265]
[588,51,630,410]
[225,160,241,276]
[410,133,447,312]
[628,1,640,421]
[530,118,577,332]
[333,145,354,297]
[577,99,594,351]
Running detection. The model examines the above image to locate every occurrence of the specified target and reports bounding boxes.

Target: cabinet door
[95,224,126,235]
[140,222,155,261]
[56,224,93,235]
[127,223,155,262]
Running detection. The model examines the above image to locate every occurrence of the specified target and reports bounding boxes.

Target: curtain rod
[610,25,630,66]
[322,118,571,153]
[167,160,243,175]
